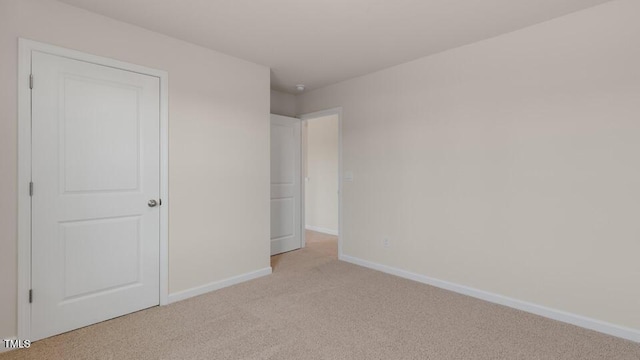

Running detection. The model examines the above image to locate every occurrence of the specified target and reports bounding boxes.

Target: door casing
[17,38,170,341]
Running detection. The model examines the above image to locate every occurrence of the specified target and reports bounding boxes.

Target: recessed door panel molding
[271,198,295,239]
[60,216,142,300]
[61,74,142,194]
[271,124,296,185]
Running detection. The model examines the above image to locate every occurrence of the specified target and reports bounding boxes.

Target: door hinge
[29,182,33,197]
[29,289,33,303]
[29,74,33,89]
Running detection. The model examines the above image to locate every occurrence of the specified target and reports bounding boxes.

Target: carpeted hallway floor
[2,230,639,359]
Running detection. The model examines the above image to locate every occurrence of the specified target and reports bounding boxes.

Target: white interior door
[31,51,161,340]
[270,115,302,255]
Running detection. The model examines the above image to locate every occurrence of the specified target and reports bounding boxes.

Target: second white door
[270,115,302,255]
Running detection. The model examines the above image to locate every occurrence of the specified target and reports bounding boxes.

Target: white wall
[270,89,297,117]
[297,0,640,332]
[0,0,270,339]
[305,115,339,234]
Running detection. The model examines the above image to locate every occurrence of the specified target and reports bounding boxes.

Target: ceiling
[58,0,612,93]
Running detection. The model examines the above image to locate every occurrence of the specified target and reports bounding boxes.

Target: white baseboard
[167,267,272,304]
[339,254,640,343]
[305,225,338,236]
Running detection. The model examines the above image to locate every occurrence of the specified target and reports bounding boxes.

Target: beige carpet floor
[3,230,639,359]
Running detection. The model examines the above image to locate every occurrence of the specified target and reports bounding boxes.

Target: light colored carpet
[3,230,639,359]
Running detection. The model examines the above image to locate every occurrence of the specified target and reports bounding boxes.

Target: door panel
[270,115,301,255]
[31,51,160,340]
[60,216,141,300]
[62,75,141,193]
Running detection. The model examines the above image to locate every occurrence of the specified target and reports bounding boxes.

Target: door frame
[17,38,170,341]
[298,108,343,258]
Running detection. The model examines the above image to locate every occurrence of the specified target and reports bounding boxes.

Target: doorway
[302,113,340,258]
[300,108,343,259]
[269,108,343,261]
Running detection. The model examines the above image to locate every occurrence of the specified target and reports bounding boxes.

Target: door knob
[148,199,158,207]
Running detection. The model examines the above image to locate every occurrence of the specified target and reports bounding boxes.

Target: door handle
[148,199,158,207]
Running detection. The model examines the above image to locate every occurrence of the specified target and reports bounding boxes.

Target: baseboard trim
[305,225,338,236]
[339,254,640,343]
[167,267,272,304]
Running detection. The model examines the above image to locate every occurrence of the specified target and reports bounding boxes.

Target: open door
[270,114,302,255]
